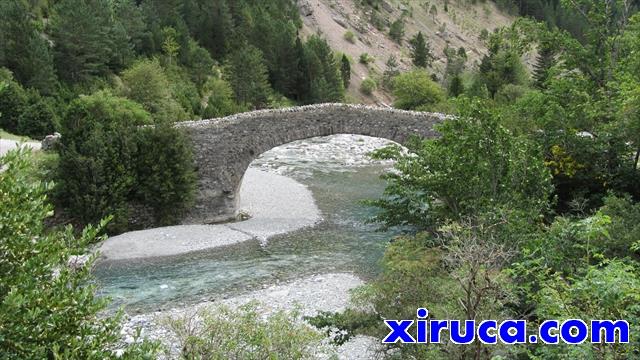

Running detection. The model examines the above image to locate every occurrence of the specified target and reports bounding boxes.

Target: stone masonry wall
[177,103,446,224]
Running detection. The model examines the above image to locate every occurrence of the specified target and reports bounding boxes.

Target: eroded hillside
[298,0,515,104]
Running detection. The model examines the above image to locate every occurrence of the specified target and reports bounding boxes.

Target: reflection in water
[94,136,397,313]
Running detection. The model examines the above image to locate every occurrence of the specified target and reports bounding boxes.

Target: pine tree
[533,44,555,89]
[0,0,57,94]
[411,32,433,68]
[50,0,132,83]
[226,45,272,109]
[389,19,405,43]
[341,54,351,88]
[448,74,464,97]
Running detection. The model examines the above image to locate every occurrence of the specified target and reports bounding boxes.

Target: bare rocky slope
[297,0,515,105]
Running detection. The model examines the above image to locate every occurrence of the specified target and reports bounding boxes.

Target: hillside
[298,0,515,105]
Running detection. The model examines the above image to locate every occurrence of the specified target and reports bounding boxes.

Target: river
[94,135,399,313]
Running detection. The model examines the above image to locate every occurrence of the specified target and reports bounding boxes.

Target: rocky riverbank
[99,168,322,260]
[120,273,382,359]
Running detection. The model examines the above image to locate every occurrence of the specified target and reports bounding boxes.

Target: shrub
[56,91,196,233]
[392,70,445,110]
[0,76,28,134]
[17,93,59,139]
[0,149,160,358]
[359,53,374,65]
[360,78,377,95]
[343,30,356,43]
[168,302,331,359]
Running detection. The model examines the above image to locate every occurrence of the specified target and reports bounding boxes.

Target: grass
[0,128,35,142]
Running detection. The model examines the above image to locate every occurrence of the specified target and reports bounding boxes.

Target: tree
[340,54,351,88]
[17,92,59,139]
[56,91,151,232]
[0,150,159,358]
[134,123,196,225]
[532,43,555,88]
[0,0,57,94]
[410,32,433,68]
[429,4,438,21]
[302,36,344,104]
[392,70,445,111]
[389,19,405,43]
[0,74,28,134]
[382,55,400,90]
[50,0,133,83]
[448,74,464,97]
[370,99,552,230]
[120,58,186,122]
[202,77,242,118]
[226,45,272,109]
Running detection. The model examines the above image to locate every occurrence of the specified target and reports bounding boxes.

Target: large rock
[41,132,61,151]
[298,0,313,16]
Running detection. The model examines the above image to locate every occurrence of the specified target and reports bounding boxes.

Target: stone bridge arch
[178,103,445,224]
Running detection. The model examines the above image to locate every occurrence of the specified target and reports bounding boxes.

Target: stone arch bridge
[177,103,446,224]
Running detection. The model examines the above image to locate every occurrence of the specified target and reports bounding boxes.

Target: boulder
[298,0,313,16]
[41,132,61,151]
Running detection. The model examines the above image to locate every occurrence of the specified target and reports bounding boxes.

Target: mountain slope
[298,0,515,105]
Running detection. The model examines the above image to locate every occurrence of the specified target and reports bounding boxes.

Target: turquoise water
[94,165,397,313]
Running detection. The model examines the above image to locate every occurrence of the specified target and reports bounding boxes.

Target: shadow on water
[94,165,397,313]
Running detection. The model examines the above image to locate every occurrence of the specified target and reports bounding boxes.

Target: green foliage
[120,59,187,122]
[370,99,552,230]
[343,30,356,43]
[359,53,374,65]
[226,45,272,109]
[0,149,160,359]
[168,302,330,359]
[534,261,640,358]
[202,77,243,118]
[56,91,195,233]
[392,70,445,110]
[389,19,405,43]
[410,31,433,68]
[134,124,196,225]
[17,92,60,139]
[56,91,150,232]
[0,74,28,134]
[0,0,57,94]
[50,0,133,83]
[360,78,377,95]
[448,74,464,97]
[301,36,345,104]
[340,54,351,88]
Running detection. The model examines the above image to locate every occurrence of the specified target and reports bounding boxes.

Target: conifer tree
[226,45,272,109]
[341,54,351,88]
[410,32,433,68]
[533,44,555,89]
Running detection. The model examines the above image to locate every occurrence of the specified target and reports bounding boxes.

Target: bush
[359,53,374,65]
[0,76,28,134]
[343,30,356,43]
[56,91,150,233]
[134,124,196,226]
[0,150,160,358]
[392,70,445,110]
[360,78,377,95]
[168,302,331,359]
[17,93,59,139]
[56,91,196,233]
